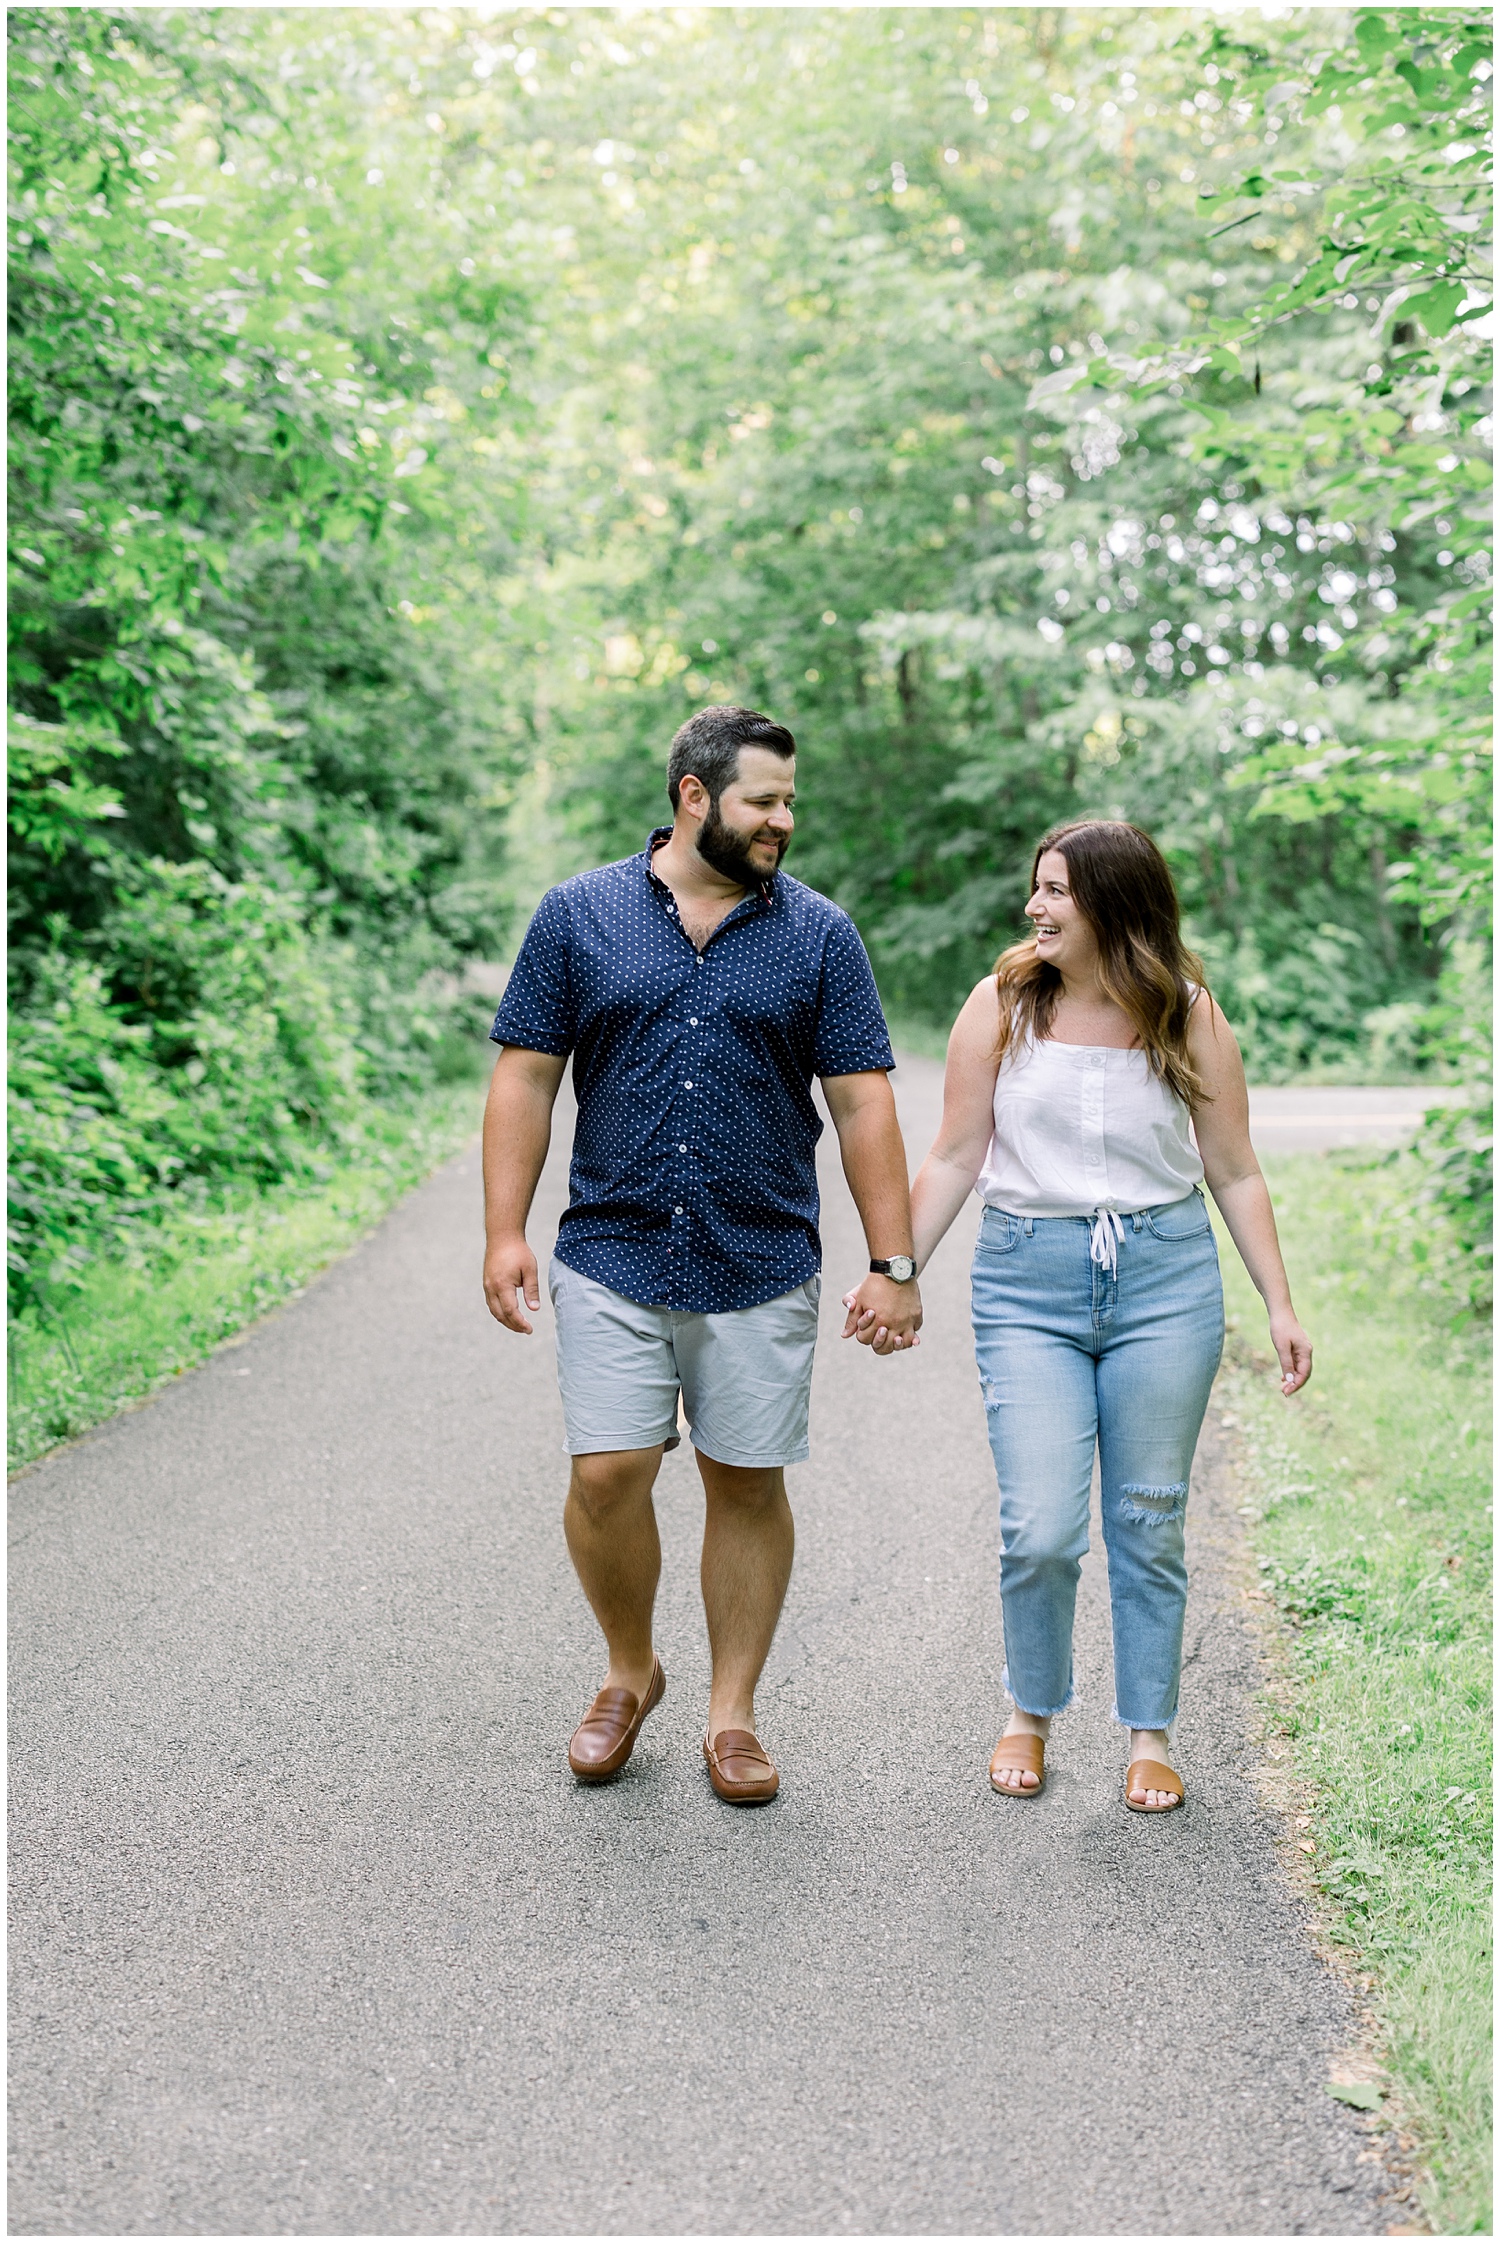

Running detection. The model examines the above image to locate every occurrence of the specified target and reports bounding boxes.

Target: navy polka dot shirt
[491,828,895,1312]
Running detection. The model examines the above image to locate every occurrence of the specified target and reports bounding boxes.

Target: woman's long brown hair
[994,820,1211,1107]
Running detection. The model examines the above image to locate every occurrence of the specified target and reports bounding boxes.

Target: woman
[903,819,1311,1813]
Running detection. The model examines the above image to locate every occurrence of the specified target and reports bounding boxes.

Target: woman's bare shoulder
[952,973,1001,1040]
[1187,985,1234,1039]
[1186,985,1246,1091]
[940,976,1003,1120]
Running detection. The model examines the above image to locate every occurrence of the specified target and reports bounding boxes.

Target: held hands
[1269,1306,1313,1396]
[484,1232,541,1334]
[840,1272,923,1356]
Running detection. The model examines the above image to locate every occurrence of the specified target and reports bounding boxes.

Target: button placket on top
[669,927,709,1282]
[1080,1050,1109,1196]
[669,955,692,1289]
[674,1002,701,1235]
[647,864,772,1299]
[647,866,699,1288]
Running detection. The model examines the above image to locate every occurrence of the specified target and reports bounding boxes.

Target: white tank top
[976,1031,1204,1271]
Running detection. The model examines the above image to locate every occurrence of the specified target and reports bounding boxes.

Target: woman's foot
[1126,1728,1181,1810]
[989,1710,1050,1794]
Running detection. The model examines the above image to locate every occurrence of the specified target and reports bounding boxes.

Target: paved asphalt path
[1247,1082,1463,1155]
[11,1057,1391,2237]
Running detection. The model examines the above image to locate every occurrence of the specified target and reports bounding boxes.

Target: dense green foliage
[8,8,521,1309]
[9,5,1491,1318]
[1217,1155,1491,2232]
[466,7,1489,1065]
[1155,6,1494,1287]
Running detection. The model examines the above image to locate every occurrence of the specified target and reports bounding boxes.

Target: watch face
[885,1255,916,1283]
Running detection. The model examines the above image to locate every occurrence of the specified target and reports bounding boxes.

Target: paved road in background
[1248,1081,1462,1155]
[11,1058,1391,2235]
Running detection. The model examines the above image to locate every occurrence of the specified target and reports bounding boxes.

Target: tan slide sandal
[989,1731,1045,1798]
[1124,1758,1184,1813]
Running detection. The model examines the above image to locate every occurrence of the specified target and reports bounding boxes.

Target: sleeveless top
[976,1029,1204,1273]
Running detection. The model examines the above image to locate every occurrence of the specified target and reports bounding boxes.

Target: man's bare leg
[698,1455,795,1737]
[563,1447,664,1700]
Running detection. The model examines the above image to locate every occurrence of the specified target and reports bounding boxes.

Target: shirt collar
[644,825,776,910]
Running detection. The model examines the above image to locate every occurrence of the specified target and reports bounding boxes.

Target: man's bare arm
[821,1069,922,1355]
[482,1045,568,1334]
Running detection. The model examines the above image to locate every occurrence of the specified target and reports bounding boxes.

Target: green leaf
[1405,280,1467,337]
[1326,2081,1384,2111]
[1357,103,1425,139]
[1355,10,1401,55]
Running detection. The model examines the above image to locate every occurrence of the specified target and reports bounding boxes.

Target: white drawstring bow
[1089,1206,1125,1276]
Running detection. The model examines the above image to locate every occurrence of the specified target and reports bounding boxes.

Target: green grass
[8,1081,486,1474]
[1213,1150,1491,2235]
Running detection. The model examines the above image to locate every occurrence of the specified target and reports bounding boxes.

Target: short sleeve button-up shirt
[490,828,895,1312]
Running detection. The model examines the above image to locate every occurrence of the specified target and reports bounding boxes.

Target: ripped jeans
[971,1194,1224,1731]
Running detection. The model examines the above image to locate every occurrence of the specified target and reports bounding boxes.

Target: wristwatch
[869,1255,916,1283]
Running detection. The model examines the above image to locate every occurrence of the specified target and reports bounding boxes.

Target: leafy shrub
[7,867,367,1307]
[9,955,180,1302]
[1412,1094,1494,1312]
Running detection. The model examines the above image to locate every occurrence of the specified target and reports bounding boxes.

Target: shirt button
[679,1143,688,1152]
[674,1206,684,1215]
[1090,1054,1105,1068]
[690,1018,699,1027]
[684,1080,694,1089]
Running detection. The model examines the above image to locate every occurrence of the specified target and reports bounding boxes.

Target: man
[482,705,920,1804]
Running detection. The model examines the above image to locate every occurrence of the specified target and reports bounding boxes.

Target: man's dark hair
[667,705,796,811]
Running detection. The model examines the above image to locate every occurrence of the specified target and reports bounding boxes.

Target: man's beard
[695,800,790,886]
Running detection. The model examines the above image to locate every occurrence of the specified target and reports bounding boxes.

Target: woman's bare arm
[909,977,1005,1272]
[1188,994,1312,1395]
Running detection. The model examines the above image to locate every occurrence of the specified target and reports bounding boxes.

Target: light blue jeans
[970,1192,1224,1731]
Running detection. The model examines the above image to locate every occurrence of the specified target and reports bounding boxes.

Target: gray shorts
[549,1257,821,1467]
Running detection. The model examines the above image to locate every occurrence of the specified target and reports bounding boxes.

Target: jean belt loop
[1024,1217,1034,1237]
[1132,1210,1144,1233]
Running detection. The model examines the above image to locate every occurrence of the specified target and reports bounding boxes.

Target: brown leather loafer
[567,1656,665,1783]
[703,1727,779,1805]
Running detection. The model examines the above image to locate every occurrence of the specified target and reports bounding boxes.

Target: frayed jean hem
[1004,1666,1075,1720]
[1113,1704,1178,1733]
